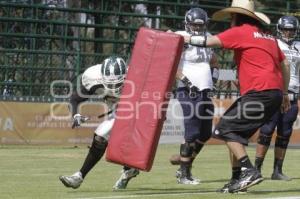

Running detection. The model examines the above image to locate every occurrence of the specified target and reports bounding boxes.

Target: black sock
[123,166,131,171]
[232,167,241,180]
[180,161,191,178]
[80,151,102,178]
[255,157,264,172]
[239,155,253,169]
[273,158,283,173]
[80,136,107,178]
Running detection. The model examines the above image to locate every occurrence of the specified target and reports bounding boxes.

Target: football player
[255,15,300,181]
[59,56,140,190]
[169,7,219,185]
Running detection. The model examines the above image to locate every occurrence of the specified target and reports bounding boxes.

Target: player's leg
[171,139,204,182]
[217,152,245,193]
[194,96,214,160]
[272,136,290,180]
[254,112,279,173]
[176,97,213,182]
[213,90,282,193]
[175,89,203,185]
[225,141,263,193]
[271,100,298,181]
[177,142,200,184]
[113,166,140,190]
[59,118,114,189]
[186,99,213,181]
[59,134,108,189]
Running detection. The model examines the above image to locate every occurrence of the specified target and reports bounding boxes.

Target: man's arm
[69,84,91,128]
[70,87,89,116]
[281,58,291,113]
[184,35,222,48]
[210,53,220,84]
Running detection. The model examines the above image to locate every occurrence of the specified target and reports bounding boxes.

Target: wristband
[190,35,207,47]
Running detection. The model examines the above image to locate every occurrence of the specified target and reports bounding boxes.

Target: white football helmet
[101,56,127,96]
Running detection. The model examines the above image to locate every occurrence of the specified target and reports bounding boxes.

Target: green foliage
[0,1,298,97]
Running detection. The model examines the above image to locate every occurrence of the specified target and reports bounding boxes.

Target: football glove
[72,114,89,129]
[181,76,199,97]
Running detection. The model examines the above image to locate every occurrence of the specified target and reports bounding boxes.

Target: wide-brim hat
[212,0,270,25]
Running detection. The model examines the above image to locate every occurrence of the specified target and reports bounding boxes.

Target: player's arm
[281,58,291,113]
[70,85,90,116]
[70,82,93,128]
[210,53,220,84]
[183,34,222,48]
[176,68,199,96]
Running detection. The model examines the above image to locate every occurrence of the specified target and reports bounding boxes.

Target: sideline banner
[1,99,300,145]
[0,101,106,145]
[160,98,300,145]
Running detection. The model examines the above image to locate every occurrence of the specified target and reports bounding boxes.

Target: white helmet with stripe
[101,56,127,96]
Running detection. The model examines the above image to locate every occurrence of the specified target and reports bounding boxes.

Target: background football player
[59,56,140,190]
[255,15,300,181]
[169,7,219,185]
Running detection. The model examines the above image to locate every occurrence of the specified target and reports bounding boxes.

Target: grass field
[0,144,300,199]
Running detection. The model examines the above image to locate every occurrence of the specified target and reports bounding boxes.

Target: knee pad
[90,134,108,156]
[180,143,193,158]
[257,134,272,147]
[260,123,276,136]
[193,140,204,154]
[275,136,290,149]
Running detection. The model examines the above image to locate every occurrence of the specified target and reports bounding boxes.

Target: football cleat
[271,172,291,181]
[175,168,200,183]
[59,171,83,189]
[228,168,263,193]
[113,168,140,190]
[177,176,200,185]
[216,179,247,194]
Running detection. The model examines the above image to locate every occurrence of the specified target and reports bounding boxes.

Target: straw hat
[212,0,270,24]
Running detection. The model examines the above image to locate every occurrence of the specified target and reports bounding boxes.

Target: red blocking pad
[106,27,184,171]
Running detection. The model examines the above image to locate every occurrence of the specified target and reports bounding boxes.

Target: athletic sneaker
[175,168,201,183]
[216,179,247,193]
[113,168,140,190]
[59,171,83,189]
[177,176,200,185]
[228,168,263,193]
[271,172,291,181]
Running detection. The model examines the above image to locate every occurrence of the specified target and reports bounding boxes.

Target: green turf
[0,144,299,199]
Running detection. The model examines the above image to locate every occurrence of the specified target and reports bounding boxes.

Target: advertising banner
[1,99,300,145]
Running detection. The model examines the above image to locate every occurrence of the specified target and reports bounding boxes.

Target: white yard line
[74,193,300,199]
[263,197,300,199]
[74,191,215,199]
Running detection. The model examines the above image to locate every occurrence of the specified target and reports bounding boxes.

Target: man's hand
[281,95,291,113]
[211,67,219,84]
[181,76,199,97]
[72,114,89,129]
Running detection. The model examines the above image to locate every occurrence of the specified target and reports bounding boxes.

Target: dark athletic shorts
[212,89,282,145]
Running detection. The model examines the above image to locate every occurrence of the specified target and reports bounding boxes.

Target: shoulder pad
[293,41,300,52]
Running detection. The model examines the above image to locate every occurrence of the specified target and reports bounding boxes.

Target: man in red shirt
[182,0,290,193]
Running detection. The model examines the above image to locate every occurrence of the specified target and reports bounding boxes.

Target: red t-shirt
[217,24,285,95]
